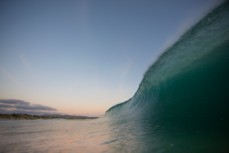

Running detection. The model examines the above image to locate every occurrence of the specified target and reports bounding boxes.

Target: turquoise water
[106,1,229,152]
[1,2,229,153]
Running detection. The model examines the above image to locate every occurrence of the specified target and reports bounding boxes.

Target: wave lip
[106,1,229,129]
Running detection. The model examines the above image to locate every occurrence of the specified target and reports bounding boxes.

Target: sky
[0,0,222,116]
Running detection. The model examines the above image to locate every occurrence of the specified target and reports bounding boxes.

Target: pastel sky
[0,0,222,116]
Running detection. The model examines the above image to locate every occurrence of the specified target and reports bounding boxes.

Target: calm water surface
[0,118,159,153]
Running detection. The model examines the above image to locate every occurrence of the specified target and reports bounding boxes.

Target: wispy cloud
[0,67,19,85]
[19,53,36,75]
[120,55,133,80]
[116,54,134,98]
[0,99,57,115]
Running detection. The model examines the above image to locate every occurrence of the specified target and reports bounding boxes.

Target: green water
[106,1,229,152]
[0,2,229,153]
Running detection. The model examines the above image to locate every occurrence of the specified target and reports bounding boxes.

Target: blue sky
[0,0,222,116]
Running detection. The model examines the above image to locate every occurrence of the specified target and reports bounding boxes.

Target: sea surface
[0,118,228,153]
[0,118,166,153]
[1,1,229,153]
[0,119,121,153]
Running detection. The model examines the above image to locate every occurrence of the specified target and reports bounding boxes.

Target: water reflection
[0,118,228,153]
[0,119,110,153]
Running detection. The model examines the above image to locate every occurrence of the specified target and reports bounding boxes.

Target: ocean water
[0,119,110,153]
[0,118,168,153]
[106,1,229,152]
[0,118,228,153]
[1,1,229,153]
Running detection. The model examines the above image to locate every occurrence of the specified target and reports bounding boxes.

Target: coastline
[0,113,98,120]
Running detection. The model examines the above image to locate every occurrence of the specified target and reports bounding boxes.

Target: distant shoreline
[0,113,99,120]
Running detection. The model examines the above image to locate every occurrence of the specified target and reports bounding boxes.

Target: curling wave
[106,2,229,133]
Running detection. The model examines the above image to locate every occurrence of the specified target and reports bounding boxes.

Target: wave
[106,1,229,132]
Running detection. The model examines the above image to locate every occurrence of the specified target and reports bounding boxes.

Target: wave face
[106,1,229,134]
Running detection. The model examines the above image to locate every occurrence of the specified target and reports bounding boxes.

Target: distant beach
[0,114,98,120]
